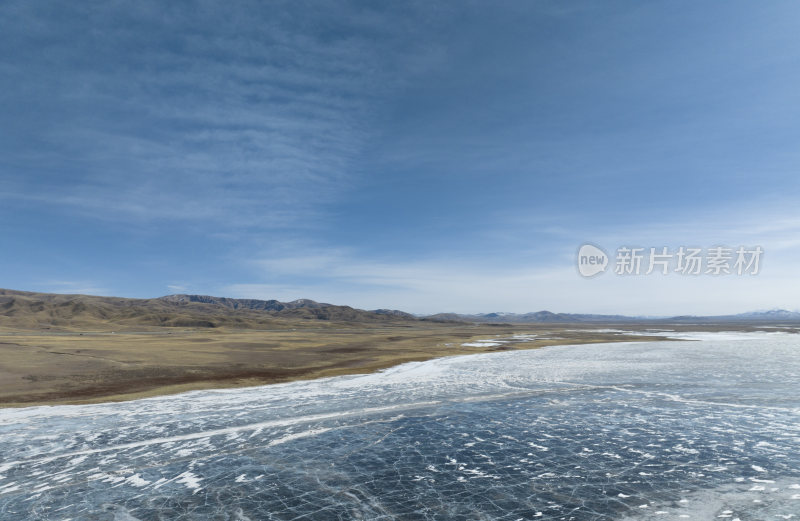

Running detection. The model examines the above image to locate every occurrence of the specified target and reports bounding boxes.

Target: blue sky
[2,1,799,315]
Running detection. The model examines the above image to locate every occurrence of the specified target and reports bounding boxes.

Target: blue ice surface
[1,332,799,520]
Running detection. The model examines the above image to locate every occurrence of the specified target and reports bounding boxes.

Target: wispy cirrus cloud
[34,280,109,296]
[221,198,800,315]
[4,2,800,315]
[225,246,798,316]
[0,1,448,227]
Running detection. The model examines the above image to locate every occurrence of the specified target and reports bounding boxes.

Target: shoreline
[1,323,791,409]
[0,325,675,409]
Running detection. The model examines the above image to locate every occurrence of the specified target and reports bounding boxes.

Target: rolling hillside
[0,289,418,330]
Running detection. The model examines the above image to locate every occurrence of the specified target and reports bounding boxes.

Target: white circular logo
[577,243,608,277]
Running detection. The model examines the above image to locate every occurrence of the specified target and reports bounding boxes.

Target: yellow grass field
[0,324,671,407]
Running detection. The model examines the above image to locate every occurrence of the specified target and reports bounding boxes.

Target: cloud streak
[223,200,800,315]
[0,1,446,228]
[3,2,799,314]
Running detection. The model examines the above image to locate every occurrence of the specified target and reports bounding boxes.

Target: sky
[1,0,799,315]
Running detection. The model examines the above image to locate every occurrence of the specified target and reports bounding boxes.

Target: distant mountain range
[427,309,800,324]
[1,288,798,331]
[0,289,416,330]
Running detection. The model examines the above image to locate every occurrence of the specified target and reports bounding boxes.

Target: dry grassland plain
[0,323,677,407]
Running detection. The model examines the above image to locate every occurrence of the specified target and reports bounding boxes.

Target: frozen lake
[1,332,799,520]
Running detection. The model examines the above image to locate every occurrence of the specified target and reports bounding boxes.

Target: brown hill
[0,289,420,331]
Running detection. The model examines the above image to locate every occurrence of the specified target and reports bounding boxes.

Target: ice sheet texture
[1,332,799,520]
